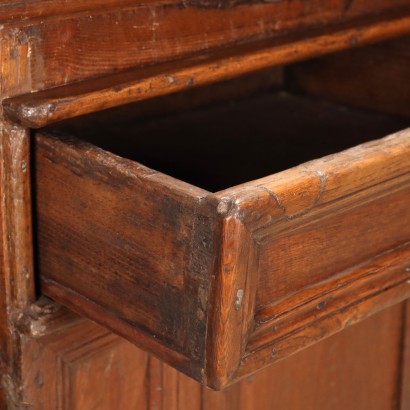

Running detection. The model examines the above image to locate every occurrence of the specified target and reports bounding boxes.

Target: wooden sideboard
[1,1,410,408]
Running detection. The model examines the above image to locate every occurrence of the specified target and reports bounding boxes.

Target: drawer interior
[46,90,408,193]
[40,38,409,192]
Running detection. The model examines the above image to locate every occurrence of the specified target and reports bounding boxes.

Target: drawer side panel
[34,132,219,381]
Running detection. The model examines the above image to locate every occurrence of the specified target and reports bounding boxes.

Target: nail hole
[235,289,244,310]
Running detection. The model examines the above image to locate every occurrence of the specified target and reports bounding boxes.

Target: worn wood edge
[0,0,407,28]
[204,213,259,390]
[36,130,210,199]
[0,122,36,311]
[4,11,410,128]
[219,130,410,225]
[224,129,410,195]
[40,278,205,382]
[233,245,410,385]
[0,0,160,25]
[13,297,85,339]
[258,175,409,251]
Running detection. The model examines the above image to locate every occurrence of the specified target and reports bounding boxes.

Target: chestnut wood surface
[1,0,410,406]
[20,300,148,410]
[204,303,406,410]
[0,123,35,408]
[2,0,410,24]
[34,90,410,388]
[34,130,219,382]
[4,11,410,128]
[1,1,410,100]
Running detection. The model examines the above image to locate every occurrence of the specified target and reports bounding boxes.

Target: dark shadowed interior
[47,91,409,192]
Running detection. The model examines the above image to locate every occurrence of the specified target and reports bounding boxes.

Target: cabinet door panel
[202,303,405,410]
[20,307,148,410]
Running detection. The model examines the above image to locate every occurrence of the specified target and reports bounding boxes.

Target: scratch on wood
[257,170,327,220]
[217,196,236,216]
[13,300,62,337]
[314,170,327,207]
[150,7,159,60]
[182,0,284,9]
[256,185,286,214]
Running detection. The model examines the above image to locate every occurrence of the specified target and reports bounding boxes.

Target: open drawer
[6,40,410,389]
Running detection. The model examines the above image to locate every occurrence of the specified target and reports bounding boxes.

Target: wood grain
[0,121,35,408]
[203,304,404,410]
[288,36,410,118]
[4,11,410,127]
[1,0,409,27]
[241,244,410,374]
[1,0,410,405]
[20,300,148,410]
[1,1,410,99]
[148,356,202,410]
[0,0,143,24]
[257,188,409,305]
[34,131,221,382]
[206,216,259,388]
[215,129,410,383]
[15,298,408,409]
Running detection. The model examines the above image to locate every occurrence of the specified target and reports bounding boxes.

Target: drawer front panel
[212,131,410,386]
